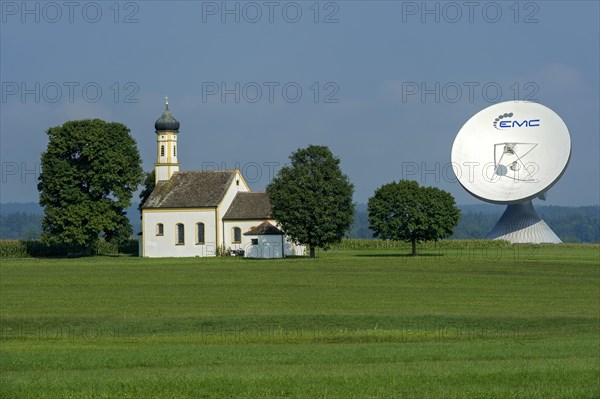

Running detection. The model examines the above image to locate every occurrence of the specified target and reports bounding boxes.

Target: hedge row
[3,238,596,258]
[0,238,138,258]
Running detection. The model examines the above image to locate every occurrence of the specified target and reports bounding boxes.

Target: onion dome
[154,97,180,132]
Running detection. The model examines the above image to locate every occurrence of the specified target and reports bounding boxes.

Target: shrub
[0,238,139,258]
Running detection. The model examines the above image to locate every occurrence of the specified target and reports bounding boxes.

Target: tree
[38,119,144,253]
[266,145,354,257]
[368,180,460,256]
[138,170,155,217]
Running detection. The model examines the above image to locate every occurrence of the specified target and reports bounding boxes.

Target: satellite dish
[451,101,571,243]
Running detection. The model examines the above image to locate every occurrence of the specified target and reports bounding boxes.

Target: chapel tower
[154,97,180,183]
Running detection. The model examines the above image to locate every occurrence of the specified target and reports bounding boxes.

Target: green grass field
[1,244,599,398]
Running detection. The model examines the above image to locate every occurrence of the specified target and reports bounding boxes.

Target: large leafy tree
[368,180,460,256]
[38,119,144,252]
[267,145,354,258]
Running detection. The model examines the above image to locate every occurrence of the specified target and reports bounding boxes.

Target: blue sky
[1,1,598,206]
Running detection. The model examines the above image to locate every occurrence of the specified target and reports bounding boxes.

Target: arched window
[196,223,205,245]
[176,223,185,245]
[156,223,164,236]
[173,145,177,157]
[232,227,242,244]
[160,145,165,157]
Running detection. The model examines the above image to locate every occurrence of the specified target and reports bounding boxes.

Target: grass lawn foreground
[1,244,599,398]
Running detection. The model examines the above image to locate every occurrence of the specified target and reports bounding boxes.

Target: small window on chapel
[232,227,242,244]
[156,223,164,236]
[160,145,165,157]
[176,223,185,245]
[196,223,205,245]
[251,239,258,246]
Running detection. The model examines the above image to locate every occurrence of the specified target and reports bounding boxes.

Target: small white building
[140,100,302,258]
[244,221,305,258]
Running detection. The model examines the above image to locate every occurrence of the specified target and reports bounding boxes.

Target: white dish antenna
[451,101,571,243]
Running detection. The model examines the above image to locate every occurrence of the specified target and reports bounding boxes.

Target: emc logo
[493,112,540,130]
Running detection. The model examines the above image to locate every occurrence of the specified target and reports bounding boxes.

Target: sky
[1,1,599,207]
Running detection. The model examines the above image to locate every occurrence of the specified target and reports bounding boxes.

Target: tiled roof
[244,221,283,236]
[223,192,272,220]
[142,170,236,208]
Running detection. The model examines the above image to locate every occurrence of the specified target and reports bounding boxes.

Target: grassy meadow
[1,243,599,398]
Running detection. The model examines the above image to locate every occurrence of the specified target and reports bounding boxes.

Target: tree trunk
[411,238,417,256]
[310,247,316,258]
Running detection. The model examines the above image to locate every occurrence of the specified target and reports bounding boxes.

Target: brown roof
[244,221,283,236]
[223,192,272,220]
[142,170,236,209]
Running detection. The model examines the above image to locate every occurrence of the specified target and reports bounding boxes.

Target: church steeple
[154,97,180,183]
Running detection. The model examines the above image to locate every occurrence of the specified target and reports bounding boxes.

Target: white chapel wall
[142,209,218,257]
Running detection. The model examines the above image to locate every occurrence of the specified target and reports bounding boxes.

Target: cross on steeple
[165,96,169,110]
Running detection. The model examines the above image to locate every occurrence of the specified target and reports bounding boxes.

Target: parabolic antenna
[451,101,571,243]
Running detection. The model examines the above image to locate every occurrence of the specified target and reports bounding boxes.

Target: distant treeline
[0,212,42,240]
[0,203,141,241]
[451,207,600,243]
[348,204,599,243]
[1,203,599,243]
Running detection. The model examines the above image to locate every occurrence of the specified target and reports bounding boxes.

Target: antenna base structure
[486,200,561,243]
